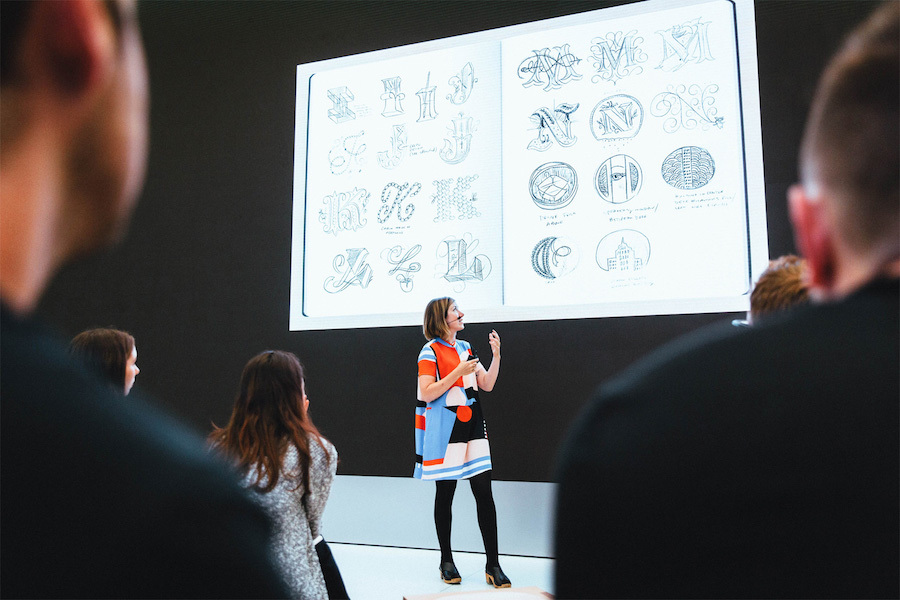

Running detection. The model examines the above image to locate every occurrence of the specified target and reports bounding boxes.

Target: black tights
[434,470,499,568]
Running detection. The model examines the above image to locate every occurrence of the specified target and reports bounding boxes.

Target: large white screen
[290,0,767,331]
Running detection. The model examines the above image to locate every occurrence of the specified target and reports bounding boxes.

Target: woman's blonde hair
[423,297,454,340]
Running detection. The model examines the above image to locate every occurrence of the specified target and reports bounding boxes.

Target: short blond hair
[423,297,454,340]
[750,255,810,321]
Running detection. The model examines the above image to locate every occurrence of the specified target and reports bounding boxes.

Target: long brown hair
[208,350,331,494]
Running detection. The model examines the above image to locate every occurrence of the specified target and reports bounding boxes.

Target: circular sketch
[590,94,644,140]
[595,230,650,272]
[595,154,642,204]
[531,236,579,279]
[661,146,715,190]
[529,162,578,210]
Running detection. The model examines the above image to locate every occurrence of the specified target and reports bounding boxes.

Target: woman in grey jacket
[210,350,340,599]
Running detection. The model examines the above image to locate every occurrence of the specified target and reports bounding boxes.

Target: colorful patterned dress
[414,338,491,480]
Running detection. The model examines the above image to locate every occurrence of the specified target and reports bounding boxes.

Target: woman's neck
[443,334,457,345]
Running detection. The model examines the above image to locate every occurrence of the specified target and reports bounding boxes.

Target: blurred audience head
[69,328,139,395]
[790,1,899,299]
[749,255,810,324]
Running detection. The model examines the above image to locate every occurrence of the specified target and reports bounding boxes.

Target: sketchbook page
[302,43,502,319]
[501,0,750,309]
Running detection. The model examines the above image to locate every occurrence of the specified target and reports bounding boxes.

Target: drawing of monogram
[324,248,373,293]
[377,182,420,223]
[518,45,582,91]
[319,187,368,236]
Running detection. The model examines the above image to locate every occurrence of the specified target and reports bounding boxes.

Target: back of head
[750,255,810,322]
[799,2,899,261]
[209,350,327,494]
[69,328,134,394]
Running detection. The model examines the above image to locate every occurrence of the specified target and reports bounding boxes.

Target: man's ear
[25,0,116,97]
[788,184,836,295]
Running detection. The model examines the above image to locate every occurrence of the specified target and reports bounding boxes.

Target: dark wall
[38,0,880,482]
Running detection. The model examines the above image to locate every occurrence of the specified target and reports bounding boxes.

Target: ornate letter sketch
[595,155,642,203]
[439,113,475,165]
[527,103,579,151]
[416,73,438,122]
[517,44,583,91]
[596,230,650,272]
[531,236,579,279]
[661,146,716,189]
[529,162,578,210]
[327,86,356,123]
[324,248,374,293]
[439,235,492,285]
[589,30,647,84]
[656,17,714,72]
[447,62,477,105]
[377,124,408,170]
[382,244,422,292]
[432,175,480,222]
[328,130,366,175]
[590,94,644,140]
[377,181,420,223]
[651,83,724,132]
[380,76,406,117]
[319,187,369,236]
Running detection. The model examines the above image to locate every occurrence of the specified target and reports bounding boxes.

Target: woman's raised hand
[488,330,501,357]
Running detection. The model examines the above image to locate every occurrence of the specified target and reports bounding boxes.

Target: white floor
[331,543,554,599]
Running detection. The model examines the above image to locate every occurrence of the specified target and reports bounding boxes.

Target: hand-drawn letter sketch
[527,103,579,151]
[656,17,714,72]
[589,30,647,84]
[596,230,651,272]
[590,95,644,140]
[651,83,724,132]
[532,236,579,279]
[380,76,406,117]
[529,162,578,210]
[432,175,480,222]
[595,155,643,203]
[324,248,374,293]
[327,86,356,123]
[439,235,492,285]
[328,131,367,175]
[661,146,716,189]
[439,113,475,165]
[447,62,477,105]
[377,181,420,223]
[382,244,422,292]
[416,73,438,122]
[517,44,583,91]
[377,124,408,169]
[319,187,369,236]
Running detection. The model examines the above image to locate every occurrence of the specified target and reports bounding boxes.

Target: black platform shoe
[439,561,461,584]
[485,565,511,588]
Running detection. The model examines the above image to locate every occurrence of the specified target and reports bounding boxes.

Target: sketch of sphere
[590,94,644,140]
[531,236,579,279]
[529,162,578,210]
[661,146,715,190]
[595,154,642,203]
[595,230,651,272]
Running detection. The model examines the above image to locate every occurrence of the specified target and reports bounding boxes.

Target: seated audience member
[1,1,285,597]
[748,254,810,324]
[554,3,899,599]
[209,351,345,600]
[70,328,141,395]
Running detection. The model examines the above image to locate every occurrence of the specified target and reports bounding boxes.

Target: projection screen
[290,0,767,331]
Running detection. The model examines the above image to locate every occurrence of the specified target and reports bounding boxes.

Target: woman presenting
[415,297,510,589]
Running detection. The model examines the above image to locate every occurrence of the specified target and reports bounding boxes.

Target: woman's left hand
[488,330,501,357]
